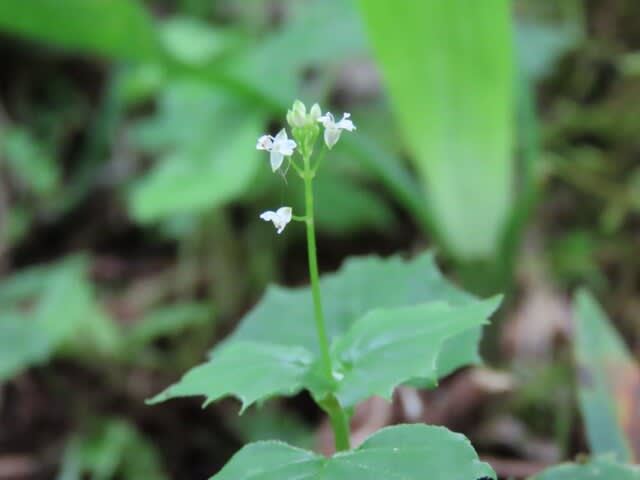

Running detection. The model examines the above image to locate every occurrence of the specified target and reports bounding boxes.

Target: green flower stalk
[256,100,356,451]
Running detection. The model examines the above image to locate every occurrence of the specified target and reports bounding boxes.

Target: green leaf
[210,424,495,480]
[358,0,514,260]
[58,417,168,480]
[331,299,500,407]
[149,254,500,411]
[0,0,160,62]
[531,457,640,480]
[226,0,368,104]
[0,256,121,381]
[148,341,314,413]
[574,289,639,462]
[160,17,241,67]
[129,83,263,222]
[0,312,53,383]
[231,253,480,369]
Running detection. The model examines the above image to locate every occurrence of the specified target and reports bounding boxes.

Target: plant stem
[322,394,351,452]
[302,153,350,451]
[302,173,332,378]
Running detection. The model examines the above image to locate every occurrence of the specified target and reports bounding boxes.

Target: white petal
[274,129,288,141]
[259,211,277,221]
[270,151,284,171]
[276,206,292,223]
[279,139,297,155]
[324,127,341,149]
[256,134,273,151]
[336,114,355,131]
[318,112,335,128]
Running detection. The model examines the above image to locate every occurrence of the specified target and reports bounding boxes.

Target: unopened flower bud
[287,100,307,128]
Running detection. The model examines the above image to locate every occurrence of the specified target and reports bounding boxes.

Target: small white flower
[256,129,297,172]
[317,112,355,149]
[260,206,293,234]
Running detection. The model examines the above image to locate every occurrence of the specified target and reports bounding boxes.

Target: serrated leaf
[230,253,482,377]
[147,341,314,412]
[210,424,495,480]
[150,254,500,411]
[331,298,501,407]
[531,456,640,480]
[574,289,640,462]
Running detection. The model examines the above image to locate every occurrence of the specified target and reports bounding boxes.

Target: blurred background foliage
[0,0,639,478]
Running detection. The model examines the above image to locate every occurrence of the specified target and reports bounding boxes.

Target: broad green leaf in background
[0,0,432,237]
[0,256,120,382]
[0,312,53,383]
[149,254,500,410]
[160,17,242,67]
[58,417,168,480]
[531,456,640,480]
[358,0,515,260]
[225,0,368,105]
[0,0,160,62]
[574,289,640,462]
[210,424,495,480]
[129,83,263,222]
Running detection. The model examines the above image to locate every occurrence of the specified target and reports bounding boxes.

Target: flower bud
[309,103,321,122]
[287,100,307,128]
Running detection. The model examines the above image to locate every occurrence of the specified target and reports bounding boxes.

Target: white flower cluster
[256,102,355,234]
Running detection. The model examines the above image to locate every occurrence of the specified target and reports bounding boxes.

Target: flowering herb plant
[148,101,502,479]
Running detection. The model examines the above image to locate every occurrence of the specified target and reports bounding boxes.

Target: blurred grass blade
[0,0,160,61]
[574,289,640,462]
[358,0,514,260]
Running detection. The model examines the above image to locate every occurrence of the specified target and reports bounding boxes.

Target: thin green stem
[302,165,332,379]
[301,152,350,452]
[322,395,351,452]
[290,158,304,176]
